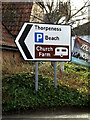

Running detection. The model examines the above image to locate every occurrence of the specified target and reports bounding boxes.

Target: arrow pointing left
[15,23,33,60]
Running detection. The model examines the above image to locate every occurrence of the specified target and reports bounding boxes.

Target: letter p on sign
[35,33,43,43]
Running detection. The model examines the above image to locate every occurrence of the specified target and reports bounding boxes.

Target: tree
[38,0,89,25]
[35,0,89,73]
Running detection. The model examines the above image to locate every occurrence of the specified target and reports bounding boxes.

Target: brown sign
[35,45,69,59]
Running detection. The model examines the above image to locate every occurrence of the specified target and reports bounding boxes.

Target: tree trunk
[60,62,65,77]
[51,61,54,67]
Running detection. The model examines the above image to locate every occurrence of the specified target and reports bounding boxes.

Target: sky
[2,0,89,27]
[70,0,88,27]
[48,0,89,27]
[54,0,88,27]
[63,0,88,8]
[42,0,89,26]
[73,0,89,26]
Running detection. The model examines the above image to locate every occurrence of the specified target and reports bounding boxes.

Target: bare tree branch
[70,0,89,19]
[30,15,45,22]
[38,2,51,22]
[69,17,88,25]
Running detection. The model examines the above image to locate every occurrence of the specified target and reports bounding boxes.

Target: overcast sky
[2,0,89,27]
[63,0,89,27]
[45,0,89,27]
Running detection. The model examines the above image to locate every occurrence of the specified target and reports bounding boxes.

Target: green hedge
[2,72,89,112]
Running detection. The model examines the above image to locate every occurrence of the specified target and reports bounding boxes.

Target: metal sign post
[54,62,57,88]
[35,62,38,91]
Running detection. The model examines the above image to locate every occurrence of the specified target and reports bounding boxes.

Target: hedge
[2,72,89,112]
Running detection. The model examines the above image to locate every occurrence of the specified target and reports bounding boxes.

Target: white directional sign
[15,23,71,61]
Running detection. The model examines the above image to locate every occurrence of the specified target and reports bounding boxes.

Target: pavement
[1,107,90,120]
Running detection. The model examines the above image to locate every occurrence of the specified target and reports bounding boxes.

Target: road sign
[15,23,71,61]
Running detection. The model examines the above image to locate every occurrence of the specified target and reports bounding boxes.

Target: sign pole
[35,62,38,91]
[54,62,57,88]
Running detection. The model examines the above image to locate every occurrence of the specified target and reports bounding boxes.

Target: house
[0,2,44,66]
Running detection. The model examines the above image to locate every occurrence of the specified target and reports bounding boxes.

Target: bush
[2,72,89,112]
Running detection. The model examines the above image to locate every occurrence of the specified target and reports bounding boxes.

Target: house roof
[1,25,16,47]
[2,2,33,37]
[2,2,33,47]
[72,22,90,36]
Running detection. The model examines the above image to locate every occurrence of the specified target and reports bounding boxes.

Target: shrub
[2,72,89,112]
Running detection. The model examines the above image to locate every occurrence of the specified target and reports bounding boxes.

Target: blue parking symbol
[35,33,43,43]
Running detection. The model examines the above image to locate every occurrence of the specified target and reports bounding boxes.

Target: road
[2,107,90,120]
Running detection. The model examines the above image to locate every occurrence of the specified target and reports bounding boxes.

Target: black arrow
[18,24,33,59]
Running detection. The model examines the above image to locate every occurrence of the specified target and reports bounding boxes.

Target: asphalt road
[2,107,90,120]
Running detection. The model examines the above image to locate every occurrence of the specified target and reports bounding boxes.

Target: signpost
[15,23,71,91]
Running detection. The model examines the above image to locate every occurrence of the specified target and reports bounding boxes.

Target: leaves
[2,72,89,112]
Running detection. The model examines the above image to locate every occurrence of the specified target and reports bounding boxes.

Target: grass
[2,61,89,94]
[2,62,35,75]
[38,62,89,94]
